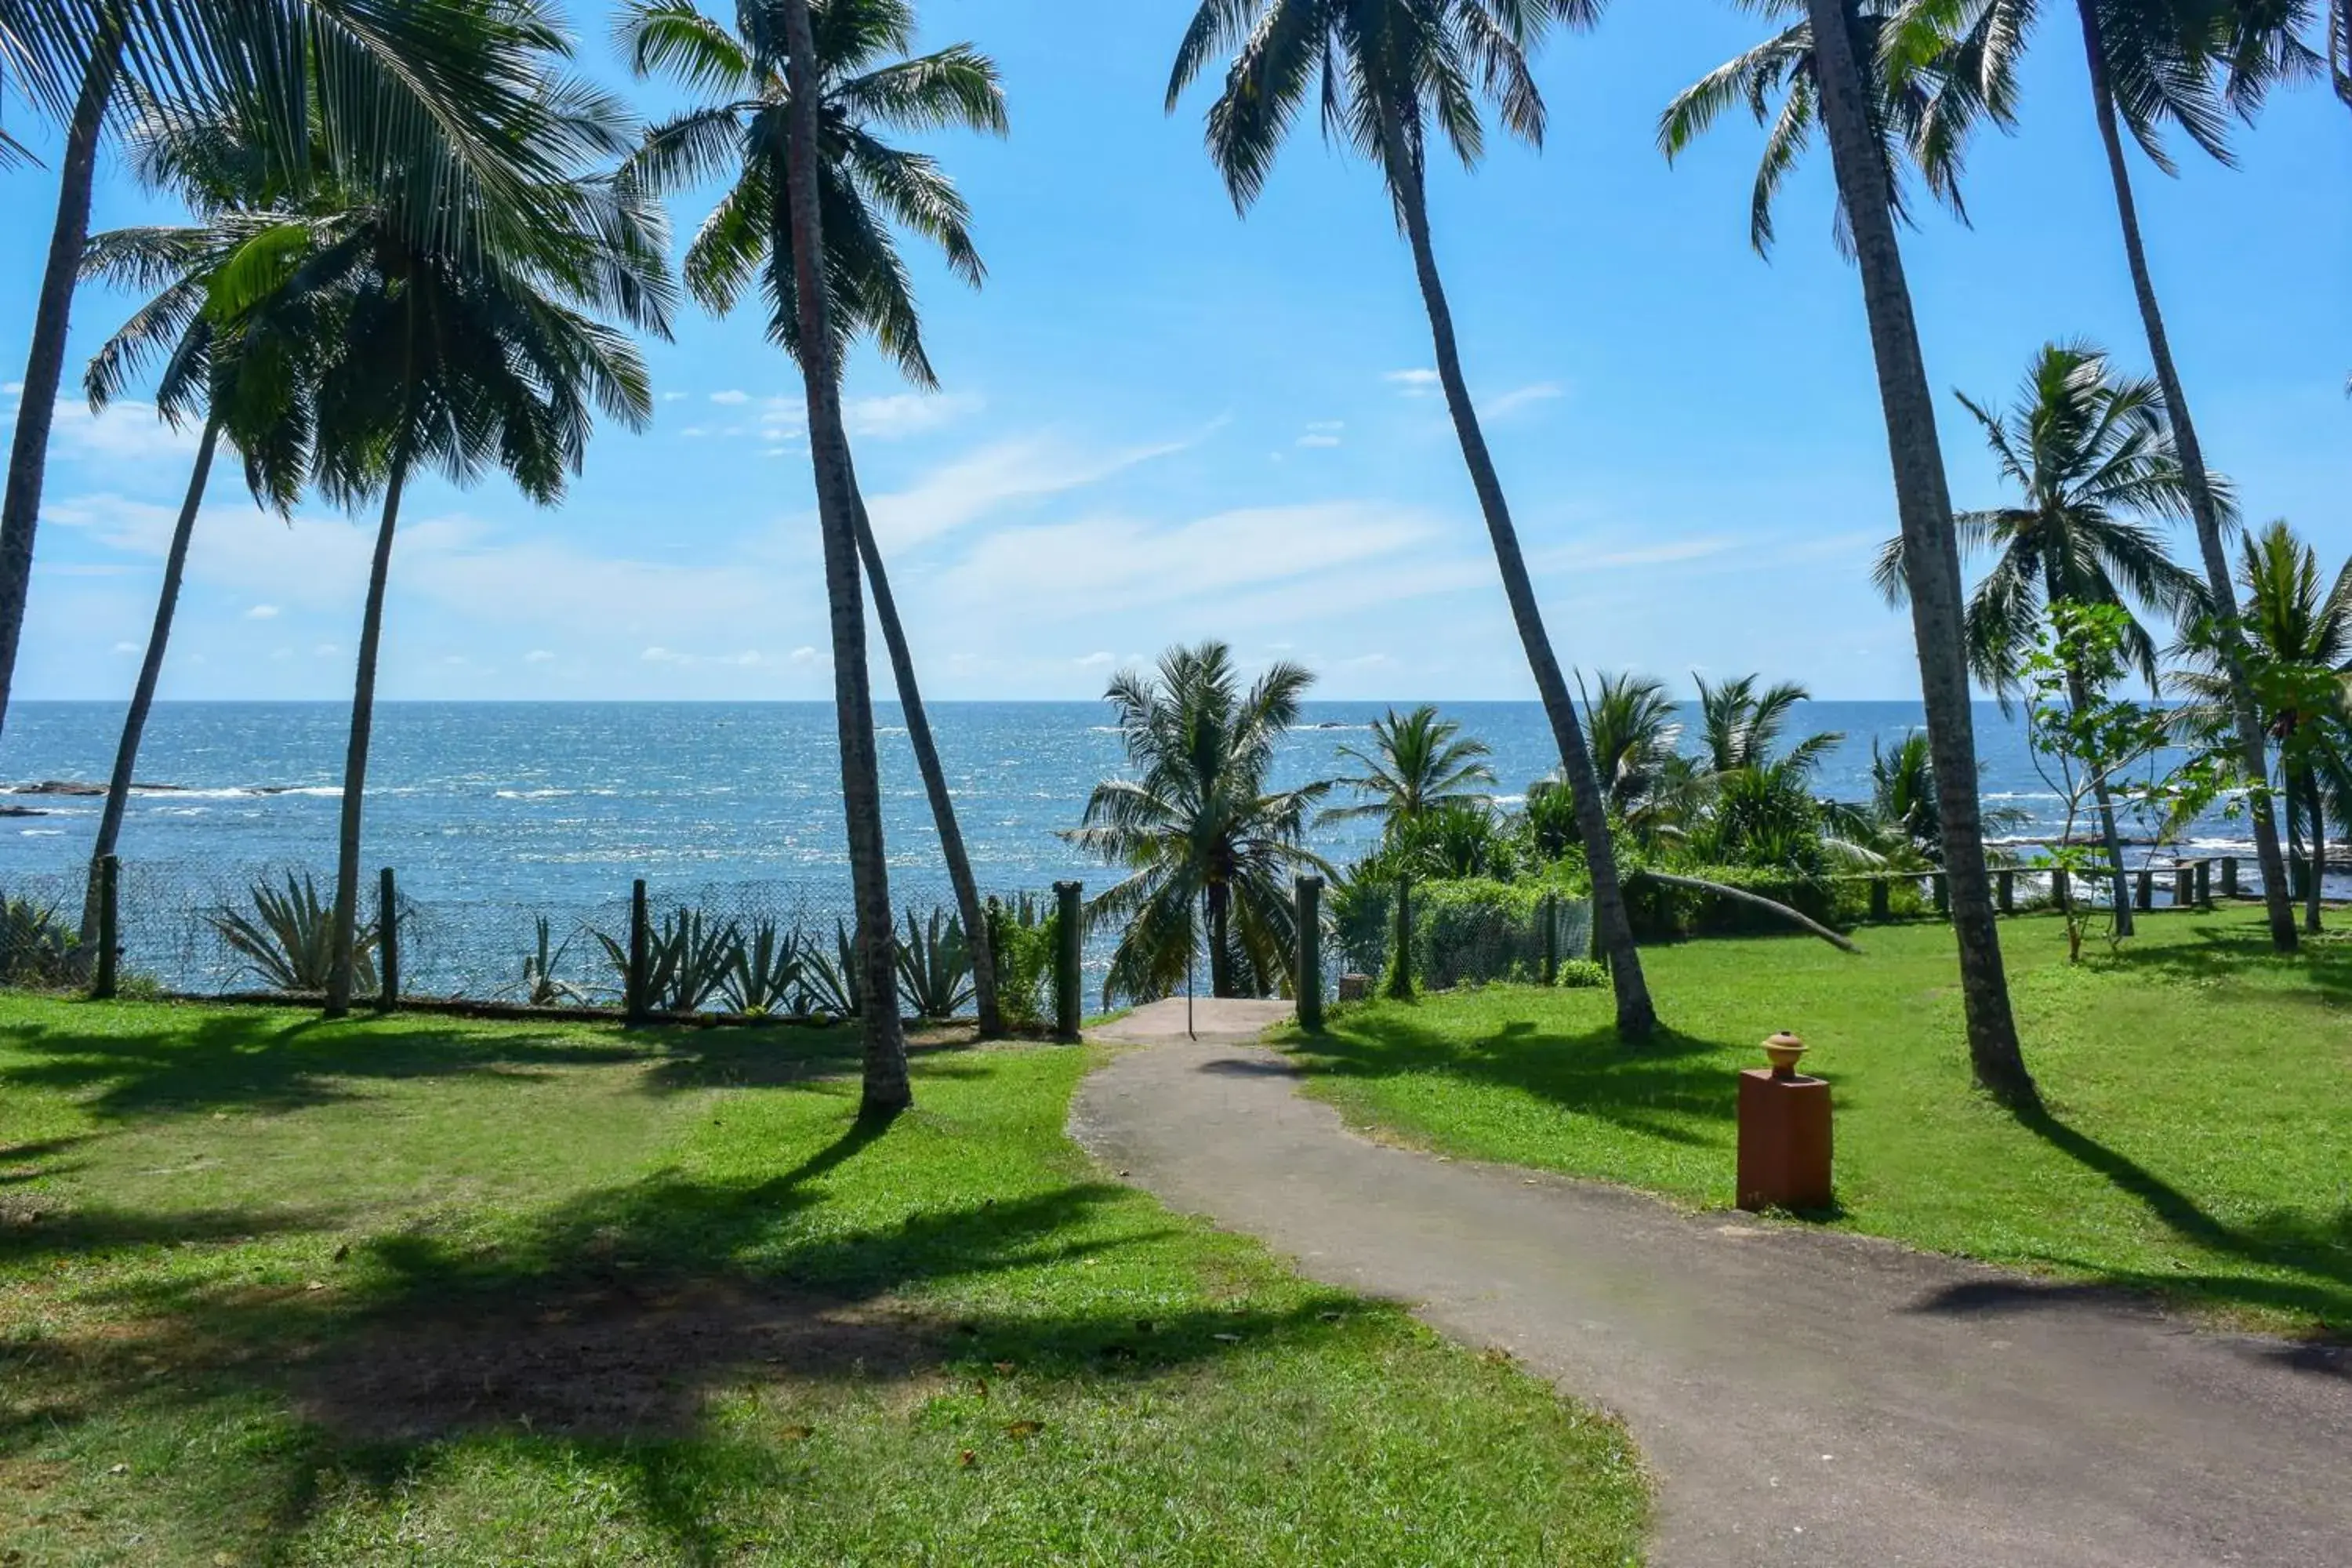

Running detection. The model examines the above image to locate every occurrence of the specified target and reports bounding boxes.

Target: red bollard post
[1737,1033,1832,1212]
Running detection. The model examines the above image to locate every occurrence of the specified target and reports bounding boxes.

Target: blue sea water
[0,700,2260,995]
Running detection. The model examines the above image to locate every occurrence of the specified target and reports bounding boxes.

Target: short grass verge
[1280,909,2352,1337]
[0,999,1645,1566]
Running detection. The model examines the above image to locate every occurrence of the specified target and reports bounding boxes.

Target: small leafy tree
[2022,602,2224,960]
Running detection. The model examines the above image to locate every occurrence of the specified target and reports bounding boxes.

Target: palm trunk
[79,416,218,947]
[1376,95,1655,1043]
[2304,767,2325,932]
[781,0,909,1114]
[325,459,405,1017]
[0,22,125,740]
[1207,883,1232,999]
[1801,0,2035,1109]
[2075,0,2296,953]
[848,481,1000,1034]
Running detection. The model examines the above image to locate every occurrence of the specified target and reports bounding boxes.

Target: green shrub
[895,907,973,1020]
[1334,876,1592,993]
[986,894,1058,1029]
[1555,957,1606,988]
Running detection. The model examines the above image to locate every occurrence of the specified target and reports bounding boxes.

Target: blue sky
[0,0,2343,702]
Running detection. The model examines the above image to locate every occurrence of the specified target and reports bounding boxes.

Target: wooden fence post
[2291,855,2310,902]
[1933,872,1950,918]
[1386,873,1414,1001]
[1296,876,1324,1032]
[91,854,119,1000]
[1868,877,1889,923]
[376,867,399,1011]
[2172,864,2194,909]
[2194,860,2212,908]
[1997,869,2015,914]
[1053,881,1082,1040]
[2134,869,2154,913]
[625,878,650,1026]
[2220,857,2238,898]
[1539,889,1559,985]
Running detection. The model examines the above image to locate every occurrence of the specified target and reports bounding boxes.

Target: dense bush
[1333,875,1591,993]
[0,893,80,989]
[986,893,1059,1029]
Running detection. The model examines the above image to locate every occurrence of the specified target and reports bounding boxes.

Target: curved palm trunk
[0,22,125,741]
[781,0,909,1114]
[79,416,219,947]
[847,481,1000,1034]
[2074,0,2296,953]
[1377,98,1655,1044]
[1800,0,2035,1109]
[325,458,405,1017]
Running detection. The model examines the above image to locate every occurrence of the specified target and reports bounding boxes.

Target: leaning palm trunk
[1798,0,2034,1109]
[781,0,909,1112]
[849,485,1000,1034]
[2074,0,2295,953]
[0,22,125,740]
[1377,94,1655,1043]
[80,416,220,946]
[325,456,407,1017]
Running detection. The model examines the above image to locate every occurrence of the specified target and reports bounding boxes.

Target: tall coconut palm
[0,0,609,742]
[213,78,674,1016]
[1690,0,2034,1105]
[1167,0,1657,1040]
[774,0,909,1110]
[617,0,1011,1034]
[1066,642,1333,1004]
[1874,340,2205,932]
[1900,0,2303,949]
[2176,521,2352,933]
[1321,704,1495,834]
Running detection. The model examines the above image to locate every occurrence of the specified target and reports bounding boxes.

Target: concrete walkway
[1072,1022,2351,1567]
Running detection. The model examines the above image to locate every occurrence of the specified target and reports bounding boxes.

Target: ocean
[0,700,2270,996]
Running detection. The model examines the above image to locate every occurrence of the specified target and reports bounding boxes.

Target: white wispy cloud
[846,390,984,440]
[709,389,750,405]
[244,604,280,619]
[864,433,1191,552]
[1385,368,1440,396]
[1481,382,1566,419]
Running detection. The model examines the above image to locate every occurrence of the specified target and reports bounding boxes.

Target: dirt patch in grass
[294,1276,941,1440]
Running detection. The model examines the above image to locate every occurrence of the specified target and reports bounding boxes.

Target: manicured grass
[0,1000,1645,1566]
[1281,909,2352,1337]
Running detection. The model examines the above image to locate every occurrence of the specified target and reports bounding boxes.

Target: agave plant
[721,919,807,1016]
[896,907,974,1020]
[210,873,376,993]
[797,920,865,1019]
[510,916,591,1007]
[0,892,80,988]
[594,908,739,1016]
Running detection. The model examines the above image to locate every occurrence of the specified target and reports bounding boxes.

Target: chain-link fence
[1331,879,1596,995]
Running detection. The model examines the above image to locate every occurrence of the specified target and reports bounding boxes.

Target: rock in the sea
[13,780,104,797]
[0,804,49,817]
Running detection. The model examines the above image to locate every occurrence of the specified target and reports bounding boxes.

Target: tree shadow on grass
[1907,1106,2352,1338]
[1287,1007,1742,1147]
[2087,923,2352,1008]
[0,1009,982,1120]
[3,1104,1365,1565]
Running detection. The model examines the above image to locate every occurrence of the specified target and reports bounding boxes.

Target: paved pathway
[1073,1011,2351,1566]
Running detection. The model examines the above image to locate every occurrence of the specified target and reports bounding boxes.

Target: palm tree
[1065,643,1333,1004]
[67,121,321,946]
[1867,730,1943,861]
[1875,340,2205,933]
[618,0,1011,1034]
[1167,0,1657,1040]
[209,77,674,1017]
[1696,673,1842,778]
[2176,521,2352,933]
[1902,0,2303,950]
[1321,705,1495,834]
[1658,0,1987,256]
[1577,671,1690,840]
[775,0,908,1110]
[1690,673,1854,870]
[0,0,604,741]
[1682,0,2034,1106]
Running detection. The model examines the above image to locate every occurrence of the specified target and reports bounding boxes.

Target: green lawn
[0,1001,1646,1566]
[1283,909,2352,1337]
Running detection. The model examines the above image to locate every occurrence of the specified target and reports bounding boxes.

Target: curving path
[1074,1001,2351,1567]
